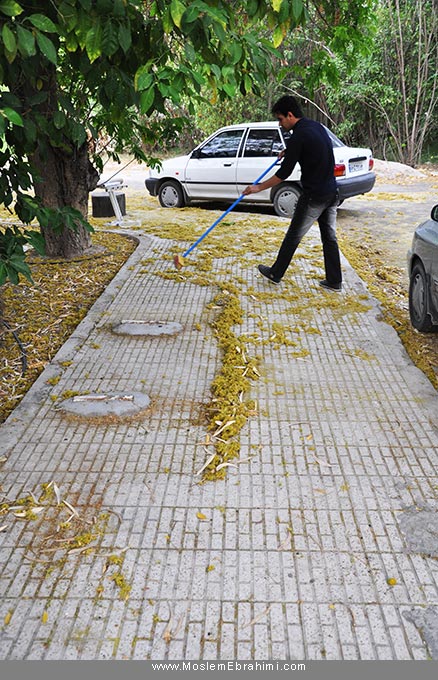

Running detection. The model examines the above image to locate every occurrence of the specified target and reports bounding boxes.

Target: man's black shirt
[275,118,337,199]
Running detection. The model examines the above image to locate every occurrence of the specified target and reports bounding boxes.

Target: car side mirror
[431,204,438,222]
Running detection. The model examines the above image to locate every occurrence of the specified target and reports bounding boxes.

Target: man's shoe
[258,264,281,284]
[319,279,342,292]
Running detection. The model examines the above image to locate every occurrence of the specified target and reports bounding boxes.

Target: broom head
[174,253,185,270]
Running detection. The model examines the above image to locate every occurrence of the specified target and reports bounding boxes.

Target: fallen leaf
[42,611,48,624]
[195,449,217,476]
[215,462,238,471]
[62,500,79,517]
[243,605,272,628]
[196,512,207,520]
[53,483,62,505]
[4,611,12,625]
[312,456,333,468]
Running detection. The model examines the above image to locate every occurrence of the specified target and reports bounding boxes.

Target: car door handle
[223,163,233,167]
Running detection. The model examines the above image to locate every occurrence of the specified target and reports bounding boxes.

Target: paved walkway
[1,208,438,660]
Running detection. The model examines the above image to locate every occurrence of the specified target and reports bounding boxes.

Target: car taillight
[334,163,346,177]
[369,158,374,171]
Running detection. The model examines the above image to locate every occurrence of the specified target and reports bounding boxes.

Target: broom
[173,157,280,269]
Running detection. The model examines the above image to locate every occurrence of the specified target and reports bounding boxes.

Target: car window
[243,128,284,157]
[198,130,244,158]
[324,127,345,148]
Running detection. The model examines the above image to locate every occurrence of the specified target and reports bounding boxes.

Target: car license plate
[349,162,363,173]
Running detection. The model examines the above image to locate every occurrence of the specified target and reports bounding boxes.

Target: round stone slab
[58,392,150,419]
[112,320,183,337]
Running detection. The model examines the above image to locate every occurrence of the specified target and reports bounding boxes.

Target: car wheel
[273,185,302,218]
[409,261,434,332]
[158,180,185,208]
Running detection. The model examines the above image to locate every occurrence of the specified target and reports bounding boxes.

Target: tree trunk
[31,142,99,259]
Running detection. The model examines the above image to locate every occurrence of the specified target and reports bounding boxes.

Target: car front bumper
[336,172,376,200]
[145,178,159,196]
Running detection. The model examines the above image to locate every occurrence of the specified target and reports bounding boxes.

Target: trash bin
[92,192,126,218]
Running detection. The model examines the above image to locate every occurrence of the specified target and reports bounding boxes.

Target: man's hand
[243,174,281,196]
[243,184,261,196]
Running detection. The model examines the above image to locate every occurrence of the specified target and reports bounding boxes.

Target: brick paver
[1,210,437,660]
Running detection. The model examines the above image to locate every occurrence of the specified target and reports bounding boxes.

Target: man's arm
[243,133,301,196]
[243,173,282,195]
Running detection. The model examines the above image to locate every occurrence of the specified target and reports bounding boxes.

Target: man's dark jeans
[270,191,342,284]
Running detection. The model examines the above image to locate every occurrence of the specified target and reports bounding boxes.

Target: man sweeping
[243,95,342,291]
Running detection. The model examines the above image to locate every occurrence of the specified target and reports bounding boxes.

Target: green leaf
[36,32,57,64]
[278,0,290,23]
[28,13,57,32]
[244,74,252,93]
[4,265,19,285]
[8,254,31,275]
[70,121,86,146]
[135,65,153,91]
[0,0,23,17]
[101,20,118,56]
[273,25,284,48]
[118,23,131,53]
[0,263,7,287]
[53,110,66,129]
[222,82,236,97]
[23,117,37,143]
[162,7,173,33]
[16,25,36,56]
[272,0,282,10]
[65,33,78,51]
[213,22,226,42]
[184,42,196,62]
[183,4,198,23]
[112,0,126,17]
[2,23,16,52]
[229,42,243,65]
[25,230,46,256]
[170,0,185,28]
[85,22,103,62]
[4,42,17,63]
[292,0,303,20]
[1,107,23,126]
[140,88,155,114]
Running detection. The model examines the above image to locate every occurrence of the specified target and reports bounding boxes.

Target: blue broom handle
[183,157,280,258]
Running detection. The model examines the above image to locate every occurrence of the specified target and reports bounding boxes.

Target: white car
[145,121,376,217]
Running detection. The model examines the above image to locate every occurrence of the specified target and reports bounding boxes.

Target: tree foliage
[290,0,438,165]
[1,0,377,272]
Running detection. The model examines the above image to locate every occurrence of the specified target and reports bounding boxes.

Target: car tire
[409,261,434,332]
[158,180,185,209]
[273,184,302,218]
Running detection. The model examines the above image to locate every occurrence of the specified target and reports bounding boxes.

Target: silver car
[408,204,438,331]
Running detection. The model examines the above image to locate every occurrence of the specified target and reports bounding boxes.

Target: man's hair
[272,95,303,118]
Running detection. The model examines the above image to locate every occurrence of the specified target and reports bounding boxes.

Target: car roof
[222,121,279,130]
